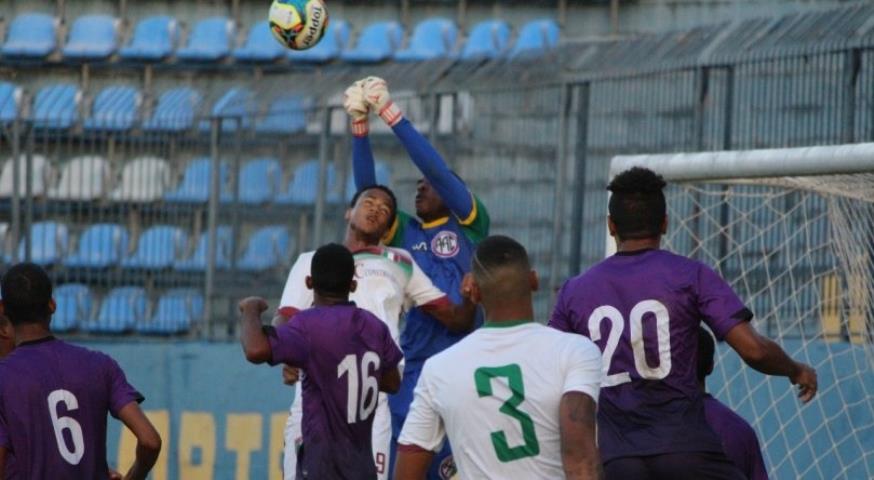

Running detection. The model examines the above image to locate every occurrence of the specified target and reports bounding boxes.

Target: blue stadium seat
[0,82,22,124]
[64,223,129,268]
[255,95,307,134]
[12,221,69,265]
[394,18,457,61]
[509,19,559,58]
[84,286,146,333]
[119,16,178,62]
[233,20,285,62]
[237,226,292,272]
[61,14,118,61]
[345,161,392,202]
[460,19,511,60]
[142,87,201,132]
[32,84,80,130]
[340,21,403,63]
[163,157,230,203]
[53,284,93,332]
[1,13,57,59]
[223,158,283,204]
[120,225,186,269]
[137,289,203,334]
[287,20,349,63]
[199,87,256,132]
[275,160,337,205]
[176,17,234,62]
[174,226,232,272]
[83,85,141,131]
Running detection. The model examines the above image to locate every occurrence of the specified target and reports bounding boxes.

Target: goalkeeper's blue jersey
[385,196,489,369]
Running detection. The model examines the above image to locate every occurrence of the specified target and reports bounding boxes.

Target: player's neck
[313,292,350,307]
[483,300,535,325]
[344,227,380,251]
[418,208,450,223]
[13,323,53,346]
[616,236,661,253]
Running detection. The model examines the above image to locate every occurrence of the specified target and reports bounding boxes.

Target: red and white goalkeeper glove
[343,80,369,137]
[362,76,403,127]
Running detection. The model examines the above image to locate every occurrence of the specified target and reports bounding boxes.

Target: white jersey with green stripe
[279,246,448,343]
[398,321,602,479]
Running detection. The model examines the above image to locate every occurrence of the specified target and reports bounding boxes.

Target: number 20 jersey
[550,248,752,462]
[0,337,143,479]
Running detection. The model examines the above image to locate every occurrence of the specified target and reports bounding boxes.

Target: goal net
[610,144,874,479]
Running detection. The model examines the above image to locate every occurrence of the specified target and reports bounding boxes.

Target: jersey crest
[431,230,460,258]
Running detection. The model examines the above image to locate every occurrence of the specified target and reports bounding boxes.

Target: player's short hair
[311,243,355,297]
[697,327,716,382]
[1,262,53,326]
[607,167,667,240]
[350,184,398,227]
[472,235,531,286]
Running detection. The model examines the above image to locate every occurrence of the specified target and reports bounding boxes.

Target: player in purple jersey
[550,167,817,480]
[240,244,404,480]
[0,263,161,480]
[698,328,769,480]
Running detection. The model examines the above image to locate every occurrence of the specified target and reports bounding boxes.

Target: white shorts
[283,391,392,480]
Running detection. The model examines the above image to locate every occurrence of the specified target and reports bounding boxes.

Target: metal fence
[3,3,874,338]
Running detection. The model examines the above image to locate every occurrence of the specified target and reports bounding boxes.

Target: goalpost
[609,143,874,479]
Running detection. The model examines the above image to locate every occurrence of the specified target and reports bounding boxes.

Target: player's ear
[344,208,352,222]
[48,298,56,315]
[607,216,618,237]
[660,215,668,234]
[305,276,313,290]
[529,270,539,292]
[349,279,357,293]
[0,300,5,316]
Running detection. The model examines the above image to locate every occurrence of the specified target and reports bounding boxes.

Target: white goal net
[610,144,874,479]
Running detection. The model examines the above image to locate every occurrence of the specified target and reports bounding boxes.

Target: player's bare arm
[395,444,435,480]
[559,392,603,480]
[238,296,272,364]
[379,366,402,394]
[420,296,477,333]
[724,322,818,403]
[116,402,161,480]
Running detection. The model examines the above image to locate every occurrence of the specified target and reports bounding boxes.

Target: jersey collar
[17,335,56,347]
[421,216,450,229]
[482,319,534,328]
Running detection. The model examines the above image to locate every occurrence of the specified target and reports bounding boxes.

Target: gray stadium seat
[49,155,111,200]
[110,156,172,202]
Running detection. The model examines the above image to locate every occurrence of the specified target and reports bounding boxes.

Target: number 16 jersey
[550,248,752,463]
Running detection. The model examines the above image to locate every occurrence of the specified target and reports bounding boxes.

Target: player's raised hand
[790,362,818,403]
[343,80,369,137]
[238,296,269,316]
[362,76,403,127]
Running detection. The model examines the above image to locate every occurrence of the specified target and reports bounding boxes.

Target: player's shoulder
[293,250,316,264]
[536,323,601,356]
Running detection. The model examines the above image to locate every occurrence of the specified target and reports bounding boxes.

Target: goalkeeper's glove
[343,80,369,137]
[362,76,403,127]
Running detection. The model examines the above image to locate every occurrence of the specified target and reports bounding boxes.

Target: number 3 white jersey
[399,321,602,479]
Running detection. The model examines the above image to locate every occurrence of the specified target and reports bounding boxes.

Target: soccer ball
[268,0,329,51]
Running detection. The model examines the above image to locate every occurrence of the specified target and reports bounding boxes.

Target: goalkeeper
[344,76,490,480]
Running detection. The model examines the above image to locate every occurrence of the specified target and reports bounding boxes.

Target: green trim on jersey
[482,319,534,328]
[354,250,413,278]
[384,194,491,246]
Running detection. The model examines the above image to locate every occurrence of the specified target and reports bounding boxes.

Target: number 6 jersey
[398,321,602,478]
[0,337,144,479]
[549,248,753,463]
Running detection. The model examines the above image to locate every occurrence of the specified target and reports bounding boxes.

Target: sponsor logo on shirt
[431,231,459,258]
[412,241,428,251]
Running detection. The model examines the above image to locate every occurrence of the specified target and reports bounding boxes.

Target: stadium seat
[223,158,283,204]
[83,85,141,131]
[163,157,230,203]
[340,21,403,63]
[61,14,118,61]
[233,20,285,62]
[176,17,234,62]
[14,221,69,265]
[120,225,186,269]
[255,95,308,134]
[509,19,559,58]
[199,87,256,132]
[53,284,93,332]
[137,289,203,334]
[110,156,172,202]
[345,161,392,202]
[0,82,22,124]
[287,19,349,63]
[84,286,147,333]
[49,155,111,200]
[142,87,202,132]
[394,18,458,61]
[64,223,129,268]
[1,13,57,59]
[119,15,178,62]
[0,154,53,198]
[174,225,232,271]
[275,160,337,205]
[460,20,511,60]
[237,226,292,271]
[32,84,81,130]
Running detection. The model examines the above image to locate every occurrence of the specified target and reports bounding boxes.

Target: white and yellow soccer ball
[268,0,329,51]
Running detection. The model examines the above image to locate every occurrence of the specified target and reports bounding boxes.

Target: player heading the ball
[550,166,817,479]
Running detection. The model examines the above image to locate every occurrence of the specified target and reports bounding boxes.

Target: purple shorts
[604,451,746,480]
